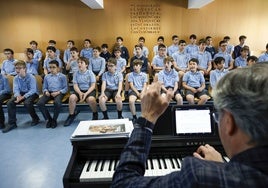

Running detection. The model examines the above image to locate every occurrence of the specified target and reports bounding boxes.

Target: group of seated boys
[0,35,266,133]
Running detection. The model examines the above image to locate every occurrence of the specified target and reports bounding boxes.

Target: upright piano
[63,105,227,188]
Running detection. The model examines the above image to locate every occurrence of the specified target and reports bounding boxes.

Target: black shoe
[118,116,124,119]
[31,118,40,126]
[2,124,17,133]
[51,119,57,129]
[102,117,109,120]
[92,113,98,120]
[64,115,75,127]
[132,117,137,123]
[46,120,52,128]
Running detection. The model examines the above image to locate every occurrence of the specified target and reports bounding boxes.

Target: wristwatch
[136,117,155,130]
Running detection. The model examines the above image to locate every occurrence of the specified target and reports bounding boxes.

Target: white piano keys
[79,156,183,182]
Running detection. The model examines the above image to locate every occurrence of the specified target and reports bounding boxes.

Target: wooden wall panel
[0,0,267,61]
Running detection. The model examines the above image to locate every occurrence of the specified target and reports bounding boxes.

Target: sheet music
[71,119,133,139]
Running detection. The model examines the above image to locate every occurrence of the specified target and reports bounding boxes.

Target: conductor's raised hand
[140,82,172,124]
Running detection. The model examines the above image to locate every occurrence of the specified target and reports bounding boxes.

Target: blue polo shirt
[102,71,123,90]
[89,56,106,76]
[210,69,229,89]
[13,73,38,98]
[0,74,11,95]
[1,59,17,75]
[63,49,71,63]
[43,57,63,72]
[192,51,212,69]
[43,73,68,94]
[258,52,268,62]
[128,71,147,91]
[214,52,233,69]
[158,69,179,88]
[183,71,205,88]
[73,70,96,91]
[33,49,42,61]
[168,44,179,56]
[152,55,165,68]
[235,56,247,67]
[80,48,93,60]
[172,51,190,69]
[115,57,127,72]
[26,59,39,75]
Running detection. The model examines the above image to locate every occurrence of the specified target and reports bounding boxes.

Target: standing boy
[128,59,148,122]
[37,60,68,129]
[99,58,123,119]
[64,57,98,126]
[182,58,208,105]
[3,60,40,133]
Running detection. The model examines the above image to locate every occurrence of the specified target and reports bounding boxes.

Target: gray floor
[0,108,135,188]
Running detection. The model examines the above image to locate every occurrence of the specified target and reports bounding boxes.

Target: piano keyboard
[80,156,182,182]
[79,155,230,182]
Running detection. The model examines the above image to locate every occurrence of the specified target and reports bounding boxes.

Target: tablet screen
[175,109,212,134]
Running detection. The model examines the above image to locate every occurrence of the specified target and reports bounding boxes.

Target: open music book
[71,119,134,139]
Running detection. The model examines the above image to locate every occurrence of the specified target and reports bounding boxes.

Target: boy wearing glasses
[64,57,98,126]
[99,58,124,119]
[36,60,68,129]
[214,41,234,70]
[182,58,208,105]
[3,60,40,133]
[1,48,17,76]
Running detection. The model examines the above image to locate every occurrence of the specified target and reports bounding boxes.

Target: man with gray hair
[111,63,268,187]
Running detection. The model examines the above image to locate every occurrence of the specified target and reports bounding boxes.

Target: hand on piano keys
[193,144,225,162]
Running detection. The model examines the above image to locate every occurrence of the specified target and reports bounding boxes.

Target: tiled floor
[0,109,134,188]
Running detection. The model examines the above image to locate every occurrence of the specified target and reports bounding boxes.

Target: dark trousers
[0,94,11,124]
[7,94,39,125]
[36,93,63,121]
